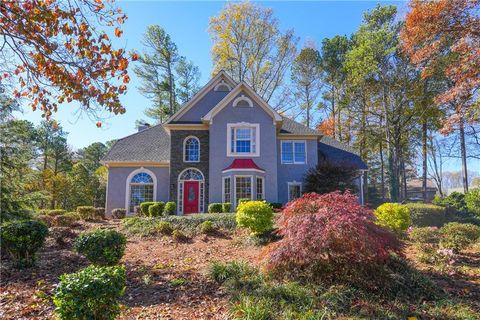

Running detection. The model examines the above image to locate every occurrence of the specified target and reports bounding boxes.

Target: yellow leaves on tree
[0,0,132,120]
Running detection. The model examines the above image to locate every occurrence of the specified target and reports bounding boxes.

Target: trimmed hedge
[76,206,95,220]
[53,265,126,320]
[0,219,49,268]
[53,215,76,227]
[208,203,223,213]
[164,202,176,215]
[46,209,67,216]
[140,202,156,215]
[222,202,232,213]
[148,202,165,217]
[74,229,126,266]
[405,203,447,227]
[93,207,105,219]
[111,208,126,219]
[122,213,237,236]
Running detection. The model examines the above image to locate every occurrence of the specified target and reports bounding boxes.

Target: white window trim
[287,181,302,202]
[233,175,253,205]
[222,176,231,203]
[214,79,232,92]
[177,167,205,215]
[125,167,157,215]
[232,94,253,108]
[227,123,260,157]
[183,135,200,163]
[281,140,307,164]
[256,176,265,200]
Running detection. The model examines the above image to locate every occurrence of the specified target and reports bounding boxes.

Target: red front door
[183,181,199,214]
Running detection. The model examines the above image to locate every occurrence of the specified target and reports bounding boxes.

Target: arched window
[214,80,232,92]
[127,171,155,213]
[184,136,200,162]
[233,95,253,108]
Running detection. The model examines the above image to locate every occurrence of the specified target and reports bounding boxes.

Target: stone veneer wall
[169,130,209,211]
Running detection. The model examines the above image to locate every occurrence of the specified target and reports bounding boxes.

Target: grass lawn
[0,218,479,319]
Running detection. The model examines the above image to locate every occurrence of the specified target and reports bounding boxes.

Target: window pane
[236,128,251,140]
[236,177,251,204]
[256,177,264,200]
[294,142,306,163]
[236,140,251,153]
[184,138,199,162]
[224,177,231,203]
[281,142,293,163]
[131,172,153,184]
[289,184,301,201]
[130,184,153,212]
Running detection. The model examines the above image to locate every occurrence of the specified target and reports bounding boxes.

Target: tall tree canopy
[209,2,297,104]
[0,0,136,120]
[134,25,201,123]
[401,0,480,131]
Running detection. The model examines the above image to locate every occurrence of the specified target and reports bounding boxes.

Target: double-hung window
[235,176,252,204]
[256,177,264,200]
[288,182,302,201]
[223,177,231,203]
[227,123,260,156]
[281,140,306,164]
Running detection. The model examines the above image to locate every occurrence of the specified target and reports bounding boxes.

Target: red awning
[222,159,265,172]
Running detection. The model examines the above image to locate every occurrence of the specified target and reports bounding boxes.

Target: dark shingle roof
[280,117,319,135]
[102,125,170,162]
[318,136,368,170]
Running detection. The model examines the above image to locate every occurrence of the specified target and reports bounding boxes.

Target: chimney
[137,122,151,132]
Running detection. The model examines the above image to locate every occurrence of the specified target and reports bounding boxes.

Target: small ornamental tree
[304,162,359,195]
[263,192,401,285]
[236,201,274,236]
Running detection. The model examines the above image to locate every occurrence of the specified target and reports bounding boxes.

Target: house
[406,179,438,202]
[102,71,367,215]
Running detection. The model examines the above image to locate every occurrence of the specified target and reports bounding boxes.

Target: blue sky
[13,1,478,173]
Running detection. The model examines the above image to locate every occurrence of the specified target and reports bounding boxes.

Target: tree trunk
[422,119,428,203]
[379,137,386,202]
[331,86,336,140]
[459,115,469,193]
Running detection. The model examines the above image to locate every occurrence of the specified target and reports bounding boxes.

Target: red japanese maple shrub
[263,191,401,286]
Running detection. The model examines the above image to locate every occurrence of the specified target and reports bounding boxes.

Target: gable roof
[279,117,319,135]
[165,70,237,123]
[202,82,283,124]
[102,125,170,163]
[318,136,368,170]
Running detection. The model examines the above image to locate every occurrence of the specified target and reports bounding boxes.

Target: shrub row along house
[102,71,367,215]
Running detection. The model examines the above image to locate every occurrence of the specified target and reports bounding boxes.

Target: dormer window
[214,79,232,92]
[232,95,253,108]
[227,123,260,157]
[184,136,200,162]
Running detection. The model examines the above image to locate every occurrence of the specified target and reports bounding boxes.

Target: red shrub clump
[263,191,401,284]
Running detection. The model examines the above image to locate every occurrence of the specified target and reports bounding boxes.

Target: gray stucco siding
[277,139,318,204]
[177,90,229,122]
[209,91,278,204]
[105,166,170,216]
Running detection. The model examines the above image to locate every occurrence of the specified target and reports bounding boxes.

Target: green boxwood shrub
[76,206,95,220]
[440,222,480,252]
[74,229,126,265]
[0,220,48,268]
[172,229,188,242]
[53,265,126,320]
[374,203,411,233]
[148,202,165,217]
[405,203,446,227]
[93,207,105,219]
[222,202,232,213]
[156,221,173,235]
[140,202,156,215]
[433,192,467,213]
[269,203,283,210]
[53,215,76,227]
[45,209,67,216]
[111,208,126,219]
[465,188,480,217]
[164,201,176,215]
[199,220,215,234]
[208,203,223,213]
[236,201,274,235]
